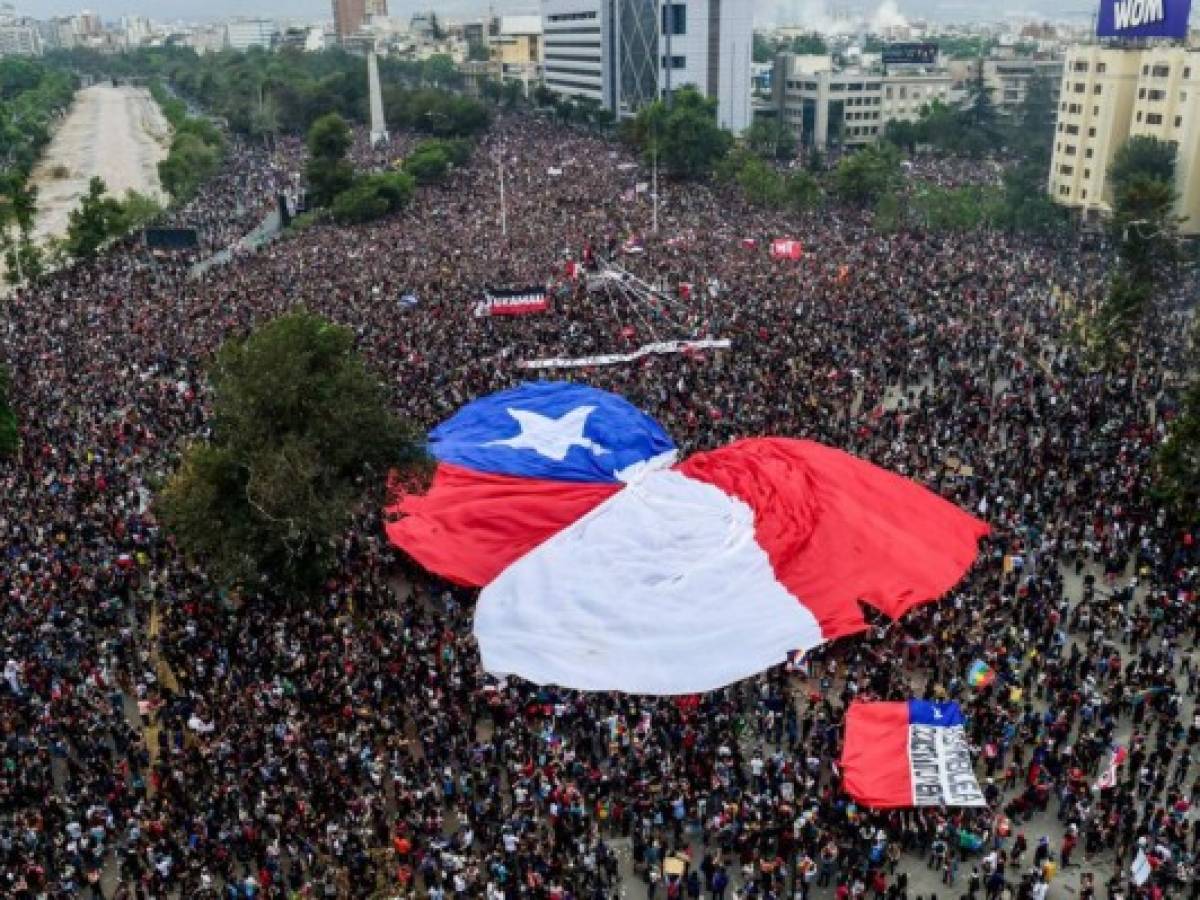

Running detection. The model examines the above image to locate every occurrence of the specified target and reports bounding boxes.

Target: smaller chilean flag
[840,701,987,808]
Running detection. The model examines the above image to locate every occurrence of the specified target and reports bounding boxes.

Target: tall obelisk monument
[368,50,388,147]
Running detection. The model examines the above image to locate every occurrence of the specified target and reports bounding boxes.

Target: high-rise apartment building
[0,22,40,56]
[366,0,388,16]
[1049,45,1200,234]
[76,9,101,36]
[540,0,751,133]
[332,0,366,41]
[542,1,613,108]
[657,0,751,132]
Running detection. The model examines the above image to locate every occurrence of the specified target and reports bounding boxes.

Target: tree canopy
[834,143,901,205]
[158,311,426,593]
[630,87,734,180]
[1109,135,1177,196]
[1153,373,1200,526]
[304,113,355,208]
[65,177,127,258]
[1093,137,1180,362]
[0,363,16,459]
[150,80,226,202]
[50,46,489,142]
[745,119,796,161]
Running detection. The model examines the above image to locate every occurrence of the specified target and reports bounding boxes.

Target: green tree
[468,41,490,62]
[501,79,525,108]
[0,363,17,458]
[1153,375,1200,526]
[874,191,904,232]
[735,156,785,207]
[1000,161,1068,234]
[834,143,901,205]
[306,160,354,209]
[964,58,1000,149]
[158,132,222,200]
[158,311,426,593]
[745,119,796,160]
[0,174,37,233]
[789,33,828,55]
[882,119,920,153]
[1109,135,1177,196]
[784,170,822,211]
[1094,139,1180,363]
[1015,70,1056,163]
[306,111,352,160]
[402,144,451,184]
[912,99,960,150]
[0,173,39,283]
[480,78,503,104]
[65,177,126,258]
[331,181,389,223]
[422,54,459,88]
[752,32,777,63]
[114,190,164,233]
[305,113,355,208]
[2,233,43,284]
[631,86,733,180]
[909,185,1004,232]
[1093,272,1152,360]
[1112,173,1178,284]
[331,171,415,223]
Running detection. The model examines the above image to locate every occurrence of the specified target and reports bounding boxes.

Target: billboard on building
[881,43,938,65]
[1096,0,1192,38]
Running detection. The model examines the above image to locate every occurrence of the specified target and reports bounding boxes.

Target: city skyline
[26,0,1106,25]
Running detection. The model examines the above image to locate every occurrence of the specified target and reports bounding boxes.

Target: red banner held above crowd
[474,288,550,318]
[771,239,804,261]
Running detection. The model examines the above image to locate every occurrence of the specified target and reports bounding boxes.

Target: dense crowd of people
[0,108,1196,900]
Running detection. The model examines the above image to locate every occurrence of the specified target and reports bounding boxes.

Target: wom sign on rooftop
[1097,0,1193,37]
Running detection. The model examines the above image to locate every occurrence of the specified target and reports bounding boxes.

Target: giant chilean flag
[840,701,987,808]
[386,382,989,695]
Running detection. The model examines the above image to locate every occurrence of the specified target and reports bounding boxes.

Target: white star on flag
[487,406,610,461]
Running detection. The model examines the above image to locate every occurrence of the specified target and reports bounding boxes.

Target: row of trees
[53,47,489,144]
[882,62,1058,162]
[304,113,473,225]
[0,363,16,459]
[632,87,1064,238]
[752,32,828,63]
[531,86,618,129]
[1089,136,1194,521]
[0,59,75,177]
[149,81,226,201]
[1095,136,1180,353]
[0,58,77,283]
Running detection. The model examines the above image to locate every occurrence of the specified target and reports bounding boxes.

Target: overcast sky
[26,0,1100,26]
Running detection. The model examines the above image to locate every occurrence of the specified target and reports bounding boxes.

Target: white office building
[658,0,751,132]
[540,0,751,133]
[225,18,278,51]
[542,0,613,108]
